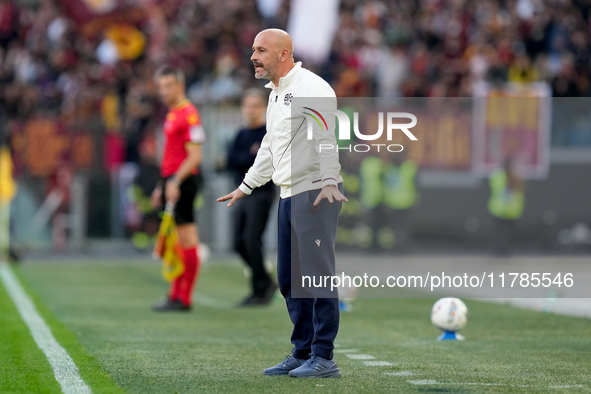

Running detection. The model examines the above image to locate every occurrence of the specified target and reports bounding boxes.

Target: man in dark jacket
[227,89,277,306]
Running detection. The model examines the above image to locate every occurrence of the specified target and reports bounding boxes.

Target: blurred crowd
[331,0,591,97]
[0,0,590,166]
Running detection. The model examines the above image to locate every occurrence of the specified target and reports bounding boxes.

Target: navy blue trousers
[277,184,343,360]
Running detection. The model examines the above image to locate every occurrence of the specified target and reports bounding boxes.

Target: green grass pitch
[1,258,591,393]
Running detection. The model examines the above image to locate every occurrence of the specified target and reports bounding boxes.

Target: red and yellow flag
[0,145,17,205]
[153,203,184,282]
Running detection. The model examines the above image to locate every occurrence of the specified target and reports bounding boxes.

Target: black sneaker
[237,282,278,307]
[261,282,278,303]
[152,297,191,312]
[236,295,268,307]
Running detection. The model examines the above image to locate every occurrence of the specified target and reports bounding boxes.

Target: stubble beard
[254,61,277,81]
[254,68,269,80]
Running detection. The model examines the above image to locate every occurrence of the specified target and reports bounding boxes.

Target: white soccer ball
[431,297,468,332]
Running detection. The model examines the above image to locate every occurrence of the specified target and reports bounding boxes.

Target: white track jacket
[238,62,343,198]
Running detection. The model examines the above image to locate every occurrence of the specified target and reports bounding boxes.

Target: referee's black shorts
[160,174,202,225]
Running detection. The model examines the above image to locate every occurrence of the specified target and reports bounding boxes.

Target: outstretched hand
[313,185,348,206]
[217,188,247,207]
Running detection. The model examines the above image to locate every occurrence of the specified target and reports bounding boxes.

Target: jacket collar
[265,61,302,90]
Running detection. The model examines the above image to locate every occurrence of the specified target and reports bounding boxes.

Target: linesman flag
[153,203,184,282]
[0,144,16,258]
[0,145,17,205]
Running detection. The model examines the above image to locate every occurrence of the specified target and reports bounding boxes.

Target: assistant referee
[151,66,204,312]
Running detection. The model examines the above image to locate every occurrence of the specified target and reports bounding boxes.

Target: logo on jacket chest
[284,93,293,106]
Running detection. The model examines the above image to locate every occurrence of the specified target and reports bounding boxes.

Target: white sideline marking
[407,379,583,389]
[346,354,375,360]
[335,345,583,390]
[549,385,584,389]
[385,371,416,376]
[408,380,439,385]
[334,348,358,353]
[338,343,583,390]
[364,361,394,366]
[0,263,91,394]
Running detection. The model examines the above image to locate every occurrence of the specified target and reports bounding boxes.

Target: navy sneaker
[263,355,307,376]
[288,354,342,378]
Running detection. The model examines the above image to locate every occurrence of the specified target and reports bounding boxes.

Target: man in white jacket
[218,29,347,378]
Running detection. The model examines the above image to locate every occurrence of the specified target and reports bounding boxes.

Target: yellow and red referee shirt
[161,99,205,178]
